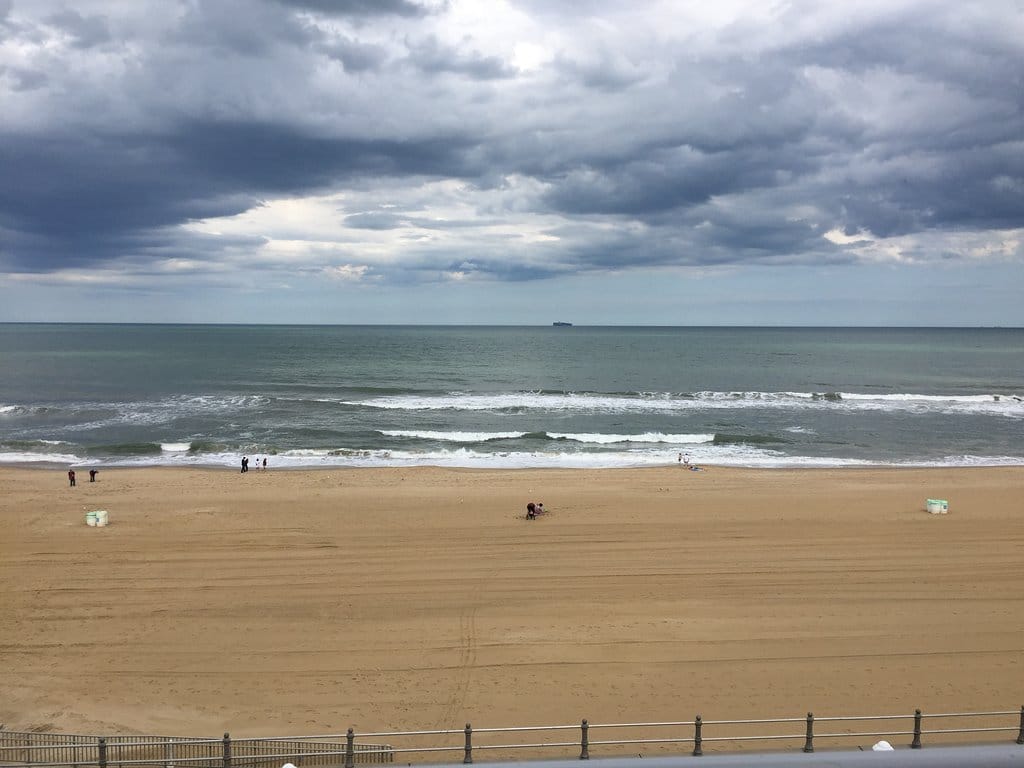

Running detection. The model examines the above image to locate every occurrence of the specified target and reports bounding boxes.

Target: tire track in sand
[438,606,477,729]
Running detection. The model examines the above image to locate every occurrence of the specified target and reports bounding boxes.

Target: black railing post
[803,712,814,753]
[345,729,355,768]
[1016,705,1023,745]
[579,719,589,760]
[692,715,702,757]
[98,738,107,768]
[463,723,472,764]
[222,734,231,768]
[911,710,922,749]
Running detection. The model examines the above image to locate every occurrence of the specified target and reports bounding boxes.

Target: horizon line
[0,321,1020,330]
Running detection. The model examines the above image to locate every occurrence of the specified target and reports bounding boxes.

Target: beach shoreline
[2,464,1022,741]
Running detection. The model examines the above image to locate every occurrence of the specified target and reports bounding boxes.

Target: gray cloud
[44,9,111,49]
[169,0,316,55]
[0,117,479,271]
[407,34,516,79]
[345,211,404,230]
[553,49,645,92]
[318,35,389,72]
[0,65,48,91]
[1,0,1022,293]
[273,0,434,18]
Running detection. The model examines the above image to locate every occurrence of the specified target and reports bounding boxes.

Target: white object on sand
[872,740,894,751]
[926,498,949,514]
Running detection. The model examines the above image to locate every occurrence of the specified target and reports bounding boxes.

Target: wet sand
[1,465,1022,742]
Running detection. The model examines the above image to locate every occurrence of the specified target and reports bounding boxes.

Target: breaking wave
[346,390,1024,417]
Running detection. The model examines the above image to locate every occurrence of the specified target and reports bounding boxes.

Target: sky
[1,0,1022,325]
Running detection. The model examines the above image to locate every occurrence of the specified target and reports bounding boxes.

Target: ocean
[0,324,1022,470]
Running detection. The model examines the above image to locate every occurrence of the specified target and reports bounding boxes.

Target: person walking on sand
[68,469,76,487]
[262,457,267,470]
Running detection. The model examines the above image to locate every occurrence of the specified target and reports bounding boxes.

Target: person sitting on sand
[526,502,536,519]
[536,502,545,515]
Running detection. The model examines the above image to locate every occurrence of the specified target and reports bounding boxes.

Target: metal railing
[2,706,1021,767]
[0,733,392,768]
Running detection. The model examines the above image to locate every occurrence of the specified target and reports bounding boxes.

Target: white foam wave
[377,429,717,445]
[380,430,527,442]
[0,450,84,465]
[822,392,1012,403]
[548,432,716,444]
[161,442,191,452]
[346,390,1024,417]
[3,443,1023,471]
[0,404,21,415]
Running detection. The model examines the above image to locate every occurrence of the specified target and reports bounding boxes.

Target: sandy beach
[1,465,1022,745]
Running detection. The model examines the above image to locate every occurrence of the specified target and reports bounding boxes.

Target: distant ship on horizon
[552,321,573,327]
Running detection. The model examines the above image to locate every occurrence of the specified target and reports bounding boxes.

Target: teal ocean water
[0,324,1022,469]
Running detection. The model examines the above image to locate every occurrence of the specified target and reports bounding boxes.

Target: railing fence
[0,733,392,768]
[2,706,1021,767]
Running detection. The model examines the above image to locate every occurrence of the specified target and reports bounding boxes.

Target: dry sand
[1,465,1022,747]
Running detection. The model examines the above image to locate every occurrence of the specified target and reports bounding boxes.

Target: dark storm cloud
[1,0,1022,285]
[168,120,477,187]
[540,143,818,217]
[1,119,479,271]
[526,14,1024,255]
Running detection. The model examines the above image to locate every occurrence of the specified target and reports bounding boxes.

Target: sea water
[0,324,1021,469]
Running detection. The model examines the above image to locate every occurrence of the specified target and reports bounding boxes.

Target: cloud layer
[1,0,1022,320]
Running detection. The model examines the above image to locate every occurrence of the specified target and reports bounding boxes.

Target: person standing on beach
[68,469,76,487]
[262,457,267,470]
[241,456,248,473]
[89,469,98,482]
